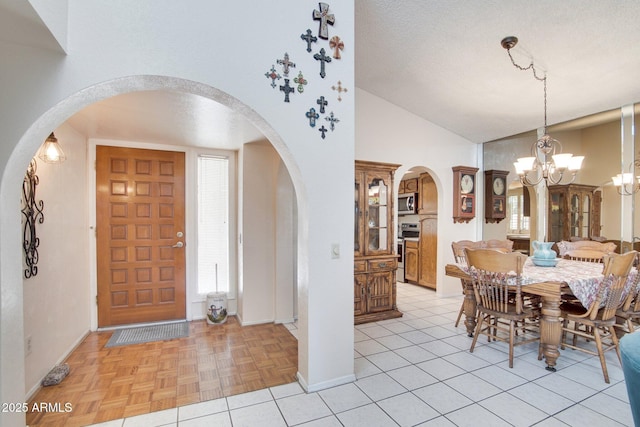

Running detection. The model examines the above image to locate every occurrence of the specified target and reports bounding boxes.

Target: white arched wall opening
[0,75,309,410]
[395,165,447,294]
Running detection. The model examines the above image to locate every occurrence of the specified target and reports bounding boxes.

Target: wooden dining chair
[465,248,538,368]
[451,240,513,332]
[484,239,515,252]
[559,250,637,383]
[451,241,483,330]
[563,249,606,263]
[557,240,617,258]
[616,254,640,333]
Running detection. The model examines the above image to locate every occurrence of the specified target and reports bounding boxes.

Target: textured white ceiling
[355,0,640,143]
[3,1,640,146]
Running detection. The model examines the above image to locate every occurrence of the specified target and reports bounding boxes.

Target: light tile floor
[89,282,635,426]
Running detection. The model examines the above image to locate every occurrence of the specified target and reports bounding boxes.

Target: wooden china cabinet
[547,184,601,243]
[354,160,403,324]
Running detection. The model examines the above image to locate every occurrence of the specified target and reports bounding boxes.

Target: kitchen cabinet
[404,239,419,283]
[418,216,437,289]
[354,160,402,324]
[417,172,437,215]
[399,178,418,194]
[548,184,601,243]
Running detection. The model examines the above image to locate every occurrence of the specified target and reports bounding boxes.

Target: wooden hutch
[548,184,602,242]
[354,160,402,324]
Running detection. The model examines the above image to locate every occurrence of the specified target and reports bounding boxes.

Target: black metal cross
[305,108,320,127]
[300,29,318,53]
[318,125,328,139]
[313,48,332,79]
[277,52,296,76]
[313,2,335,40]
[316,96,328,114]
[280,79,295,103]
[325,111,340,131]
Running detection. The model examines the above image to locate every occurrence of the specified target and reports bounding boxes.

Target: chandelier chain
[505,47,548,132]
[502,36,583,187]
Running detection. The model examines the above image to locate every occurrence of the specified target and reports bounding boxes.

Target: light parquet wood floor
[26,317,298,426]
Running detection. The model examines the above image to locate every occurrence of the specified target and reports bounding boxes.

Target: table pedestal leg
[463,281,477,337]
[538,296,562,371]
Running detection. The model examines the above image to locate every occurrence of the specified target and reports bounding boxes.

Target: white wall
[0,2,356,421]
[275,160,297,323]
[22,123,91,396]
[355,88,479,297]
[241,142,279,324]
[240,142,297,325]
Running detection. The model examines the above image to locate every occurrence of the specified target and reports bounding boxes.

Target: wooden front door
[96,146,186,327]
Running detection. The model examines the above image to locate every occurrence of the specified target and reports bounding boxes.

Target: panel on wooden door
[96,146,186,327]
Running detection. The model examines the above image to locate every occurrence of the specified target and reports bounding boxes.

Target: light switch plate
[331,243,340,259]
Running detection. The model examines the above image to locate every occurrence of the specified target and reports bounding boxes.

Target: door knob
[172,241,184,248]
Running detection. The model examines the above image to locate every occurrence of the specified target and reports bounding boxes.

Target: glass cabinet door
[367,177,388,252]
[549,191,564,242]
[570,193,580,238]
[581,194,591,237]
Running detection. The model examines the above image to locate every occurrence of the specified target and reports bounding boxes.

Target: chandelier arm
[618,159,640,195]
[520,171,544,187]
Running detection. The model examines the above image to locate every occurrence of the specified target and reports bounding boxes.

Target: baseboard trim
[25,330,91,401]
[296,372,356,393]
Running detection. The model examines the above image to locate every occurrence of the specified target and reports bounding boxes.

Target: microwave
[398,193,418,215]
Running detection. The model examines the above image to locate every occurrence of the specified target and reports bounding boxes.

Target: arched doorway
[397,166,438,289]
[0,75,307,413]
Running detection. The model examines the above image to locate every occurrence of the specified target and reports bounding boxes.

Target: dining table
[445,257,634,372]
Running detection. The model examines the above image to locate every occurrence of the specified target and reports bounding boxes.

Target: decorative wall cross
[318,125,328,139]
[325,111,340,131]
[264,65,281,88]
[313,48,332,78]
[293,71,308,93]
[329,36,344,59]
[300,29,318,53]
[277,53,296,76]
[316,96,328,114]
[313,2,335,40]
[331,80,348,101]
[279,79,295,102]
[305,108,320,127]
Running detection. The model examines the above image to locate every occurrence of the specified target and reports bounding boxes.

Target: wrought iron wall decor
[21,158,44,278]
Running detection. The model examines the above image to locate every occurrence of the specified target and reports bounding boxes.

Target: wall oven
[397,223,419,282]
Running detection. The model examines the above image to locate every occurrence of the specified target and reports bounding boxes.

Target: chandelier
[612,158,640,195]
[502,36,584,187]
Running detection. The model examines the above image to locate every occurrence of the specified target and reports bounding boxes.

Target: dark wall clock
[452,166,479,223]
[485,169,509,224]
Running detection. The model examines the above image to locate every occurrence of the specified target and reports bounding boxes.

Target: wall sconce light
[38,132,66,164]
[502,36,584,187]
[612,159,640,195]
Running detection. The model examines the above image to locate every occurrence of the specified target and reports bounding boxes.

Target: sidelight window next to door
[197,155,230,296]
